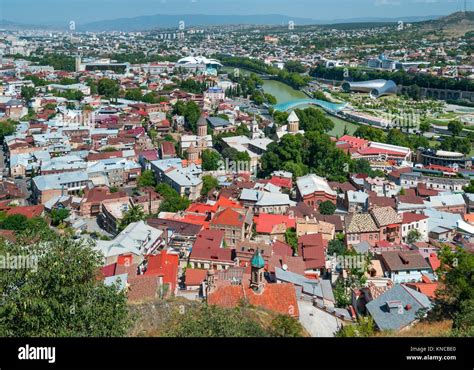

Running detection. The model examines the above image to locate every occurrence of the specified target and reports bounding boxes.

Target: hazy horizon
[0,0,470,26]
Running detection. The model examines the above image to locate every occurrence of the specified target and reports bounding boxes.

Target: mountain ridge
[1,14,444,32]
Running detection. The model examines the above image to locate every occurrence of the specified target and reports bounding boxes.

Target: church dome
[251,249,265,269]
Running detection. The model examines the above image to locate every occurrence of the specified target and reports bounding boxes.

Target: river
[221,66,359,137]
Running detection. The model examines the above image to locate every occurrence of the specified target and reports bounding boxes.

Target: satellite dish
[282,264,288,271]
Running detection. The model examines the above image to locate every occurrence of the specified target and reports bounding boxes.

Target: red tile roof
[428,253,441,271]
[207,282,299,317]
[211,207,245,227]
[139,149,159,161]
[185,268,208,287]
[269,176,292,189]
[416,183,439,197]
[338,135,369,149]
[254,213,295,234]
[402,212,429,224]
[358,147,406,157]
[272,240,293,257]
[160,141,176,156]
[5,205,44,219]
[405,281,439,298]
[144,250,179,292]
[127,275,159,302]
[190,230,234,262]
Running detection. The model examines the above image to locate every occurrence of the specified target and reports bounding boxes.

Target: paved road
[297,300,343,337]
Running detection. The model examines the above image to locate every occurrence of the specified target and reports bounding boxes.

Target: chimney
[398,252,409,265]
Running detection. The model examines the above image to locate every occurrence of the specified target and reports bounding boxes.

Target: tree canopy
[0,235,130,336]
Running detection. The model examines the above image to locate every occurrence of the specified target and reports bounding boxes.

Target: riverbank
[222,66,360,137]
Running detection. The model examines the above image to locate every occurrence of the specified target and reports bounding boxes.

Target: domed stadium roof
[177,56,222,67]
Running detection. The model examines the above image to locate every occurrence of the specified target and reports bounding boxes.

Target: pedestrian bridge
[273,99,348,113]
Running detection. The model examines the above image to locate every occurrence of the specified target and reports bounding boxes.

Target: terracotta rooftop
[207,282,299,317]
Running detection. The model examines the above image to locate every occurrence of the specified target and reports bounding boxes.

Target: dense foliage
[0,235,130,336]
[163,304,303,337]
[156,183,190,212]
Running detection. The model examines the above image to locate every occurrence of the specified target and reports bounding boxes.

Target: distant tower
[251,114,259,139]
[205,269,216,301]
[197,115,207,137]
[187,143,199,162]
[75,56,82,73]
[287,110,300,133]
[249,249,265,293]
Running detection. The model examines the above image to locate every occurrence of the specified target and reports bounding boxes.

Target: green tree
[432,246,474,329]
[328,239,346,255]
[335,317,375,337]
[453,299,474,337]
[285,228,298,254]
[98,78,120,100]
[334,279,351,308]
[50,208,70,226]
[269,315,304,337]
[1,214,29,232]
[440,136,471,155]
[419,121,431,133]
[407,229,422,244]
[285,60,306,73]
[156,183,190,212]
[118,205,145,231]
[448,120,463,137]
[353,126,386,142]
[201,175,219,196]
[137,170,156,188]
[463,180,474,193]
[21,86,36,102]
[173,101,201,133]
[201,150,222,171]
[163,305,268,337]
[0,236,130,336]
[319,201,336,215]
[386,128,409,147]
[125,88,143,101]
[0,120,17,143]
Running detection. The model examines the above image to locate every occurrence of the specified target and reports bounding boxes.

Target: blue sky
[0,0,468,25]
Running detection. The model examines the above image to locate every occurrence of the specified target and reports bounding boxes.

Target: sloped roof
[370,207,402,227]
[366,284,431,331]
[345,213,378,233]
[207,282,299,317]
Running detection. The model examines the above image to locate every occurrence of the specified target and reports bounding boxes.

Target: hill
[418,11,474,37]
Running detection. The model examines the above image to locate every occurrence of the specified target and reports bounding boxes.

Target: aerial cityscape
[0,0,473,344]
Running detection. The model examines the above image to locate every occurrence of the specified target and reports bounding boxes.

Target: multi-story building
[400,172,469,192]
[345,206,402,247]
[31,171,89,204]
[416,148,472,169]
[209,207,253,247]
[296,174,337,211]
[150,158,203,201]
